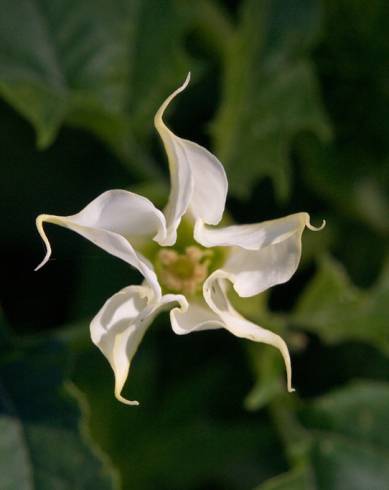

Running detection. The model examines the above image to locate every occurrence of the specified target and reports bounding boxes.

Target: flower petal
[154,74,228,245]
[203,272,294,392]
[91,285,186,405]
[90,285,152,405]
[35,190,167,296]
[184,139,228,225]
[170,299,223,335]
[196,213,325,297]
[195,212,316,250]
[225,233,303,298]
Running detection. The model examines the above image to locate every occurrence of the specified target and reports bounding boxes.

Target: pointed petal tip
[184,71,191,85]
[154,73,191,128]
[34,261,45,272]
[34,251,52,271]
[176,71,191,93]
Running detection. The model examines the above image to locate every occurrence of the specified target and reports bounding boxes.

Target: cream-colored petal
[35,190,166,296]
[203,272,294,392]
[225,232,303,297]
[196,213,325,297]
[154,74,228,245]
[170,298,223,335]
[91,285,186,405]
[195,212,320,250]
[154,76,193,245]
[183,139,227,225]
[90,286,152,405]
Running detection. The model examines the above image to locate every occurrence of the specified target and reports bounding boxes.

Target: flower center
[156,246,212,296]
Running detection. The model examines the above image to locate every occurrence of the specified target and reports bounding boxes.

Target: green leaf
[213,0,331,200]
[300,381,389,490]
[0,0,192,177]
[293,255,389,355]
[258,381,389,490]
[0,0,129,148]
[0,339,117,490]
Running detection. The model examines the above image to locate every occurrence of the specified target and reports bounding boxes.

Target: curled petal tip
[128,400,140,407]
[35,214,53,271]
[115,385,140,406]
[115,392,140,406]
[306,216,326,231]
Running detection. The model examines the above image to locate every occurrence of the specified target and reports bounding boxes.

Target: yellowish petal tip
[35,214,53,271]
[118,397,140,407]
[178,72,191,92]
[114,388,140,406]
[306,216,326,231]
[154,73,191,129]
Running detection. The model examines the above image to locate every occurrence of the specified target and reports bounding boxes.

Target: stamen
[159,249,178,265]
[156,246,212,296]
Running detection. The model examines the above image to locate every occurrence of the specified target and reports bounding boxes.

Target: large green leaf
[0,0,129,148]
[257,381,389,490]
[0,0,191,177]
[300,381,389,490]
[0,339,117,490]
[293,255,389,355]
[213,0,331,200]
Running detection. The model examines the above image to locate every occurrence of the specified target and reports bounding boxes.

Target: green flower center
[139,218,228,297]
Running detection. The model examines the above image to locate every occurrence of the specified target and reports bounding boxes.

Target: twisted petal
[170,299,223,335]
[203,272,294,392]
[154,74,228,245]
[196,212,325,297]
[35,190,167,296]
[91,285,186,405]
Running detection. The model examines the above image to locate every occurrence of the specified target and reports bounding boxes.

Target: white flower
[35,74,324,405]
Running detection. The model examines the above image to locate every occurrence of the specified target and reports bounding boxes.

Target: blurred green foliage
[0,323,117,489]
[0,0,388,489]
[213,0,331,200]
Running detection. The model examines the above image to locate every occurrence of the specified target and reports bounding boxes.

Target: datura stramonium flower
[35,74,324,405]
